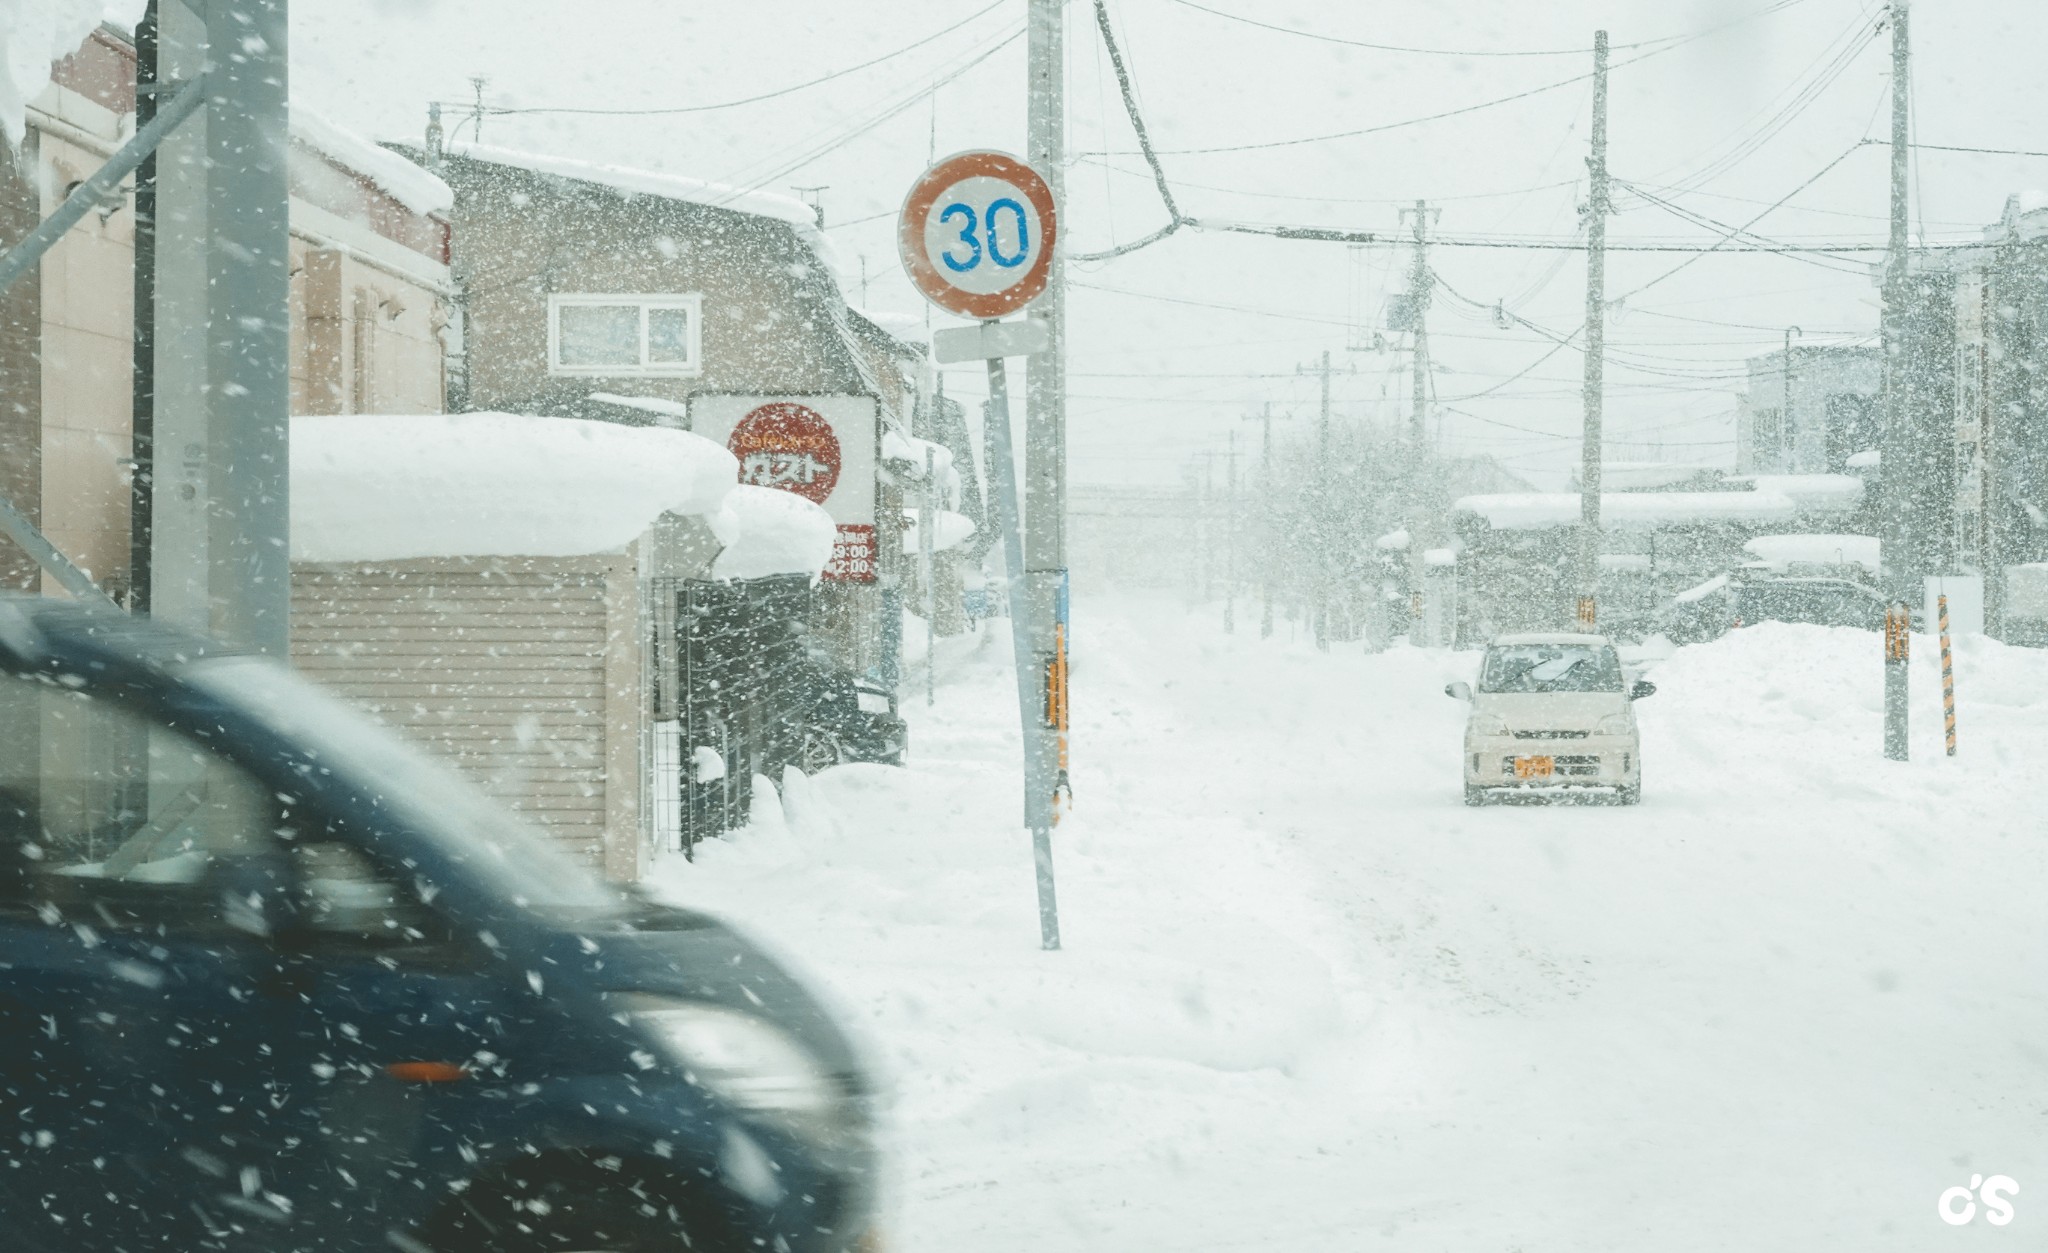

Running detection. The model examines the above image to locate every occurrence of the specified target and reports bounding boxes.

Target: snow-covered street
[653,594,2048,1251]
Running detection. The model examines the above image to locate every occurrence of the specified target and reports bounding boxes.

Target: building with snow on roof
[0,22,456,598]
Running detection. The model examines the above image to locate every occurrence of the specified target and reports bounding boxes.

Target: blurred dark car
[0,595,878,1253]
[1661,568,1886,643]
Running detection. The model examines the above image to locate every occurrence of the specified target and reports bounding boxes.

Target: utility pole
[1399,199,1436,640]
[148,0,291,654]
[1782,325,1802,470]
[1576,29,1611,632]
[1242,402,1287,637]
[1024,0,1071,927]
[1224,430,1238,634]
[1880,0,1912,761]
[1298,351,1336,650]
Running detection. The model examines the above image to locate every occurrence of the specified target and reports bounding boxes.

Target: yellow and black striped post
[1938,593,1957,757]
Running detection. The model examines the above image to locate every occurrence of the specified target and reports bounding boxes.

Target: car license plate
[1514,756,1554,779]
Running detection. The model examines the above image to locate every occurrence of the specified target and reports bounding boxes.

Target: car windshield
[1479,644,1624,693]
[187,655,630,920]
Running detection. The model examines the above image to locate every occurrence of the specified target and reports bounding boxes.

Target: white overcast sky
[299,0,2045,489]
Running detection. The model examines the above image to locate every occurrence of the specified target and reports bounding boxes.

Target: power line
[433,2,1007,118]
[1077,0,1182,262]
[1161,0,1808,58]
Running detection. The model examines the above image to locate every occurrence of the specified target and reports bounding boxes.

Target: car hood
[1469,691,1628,732]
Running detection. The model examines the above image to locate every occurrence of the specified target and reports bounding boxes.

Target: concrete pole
[1025,0,1069,830]
[1782,326,1802,469]
[1405,199,1433,636]
[204,0,291,656]
[1577,30,1610,631]
[1881,0,1911,760]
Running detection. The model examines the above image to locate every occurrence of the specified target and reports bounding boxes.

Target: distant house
[0,22,453,599]
[1735,345,1881,476]
[414,140,937,685]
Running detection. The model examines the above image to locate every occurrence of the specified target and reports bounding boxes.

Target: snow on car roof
[1488,633,1613,647]
[292,412,737,561]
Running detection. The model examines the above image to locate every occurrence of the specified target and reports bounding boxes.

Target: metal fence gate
[650,574,816,857]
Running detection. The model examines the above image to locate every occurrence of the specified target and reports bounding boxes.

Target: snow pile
[0,0,138,144]
[293,108,452,217]
[291,412,737,561]
[709,484,836,582]
[899,507,975,555]
[1742,532,1879,573]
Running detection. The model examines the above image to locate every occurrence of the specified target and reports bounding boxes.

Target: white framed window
[548,293,703,377]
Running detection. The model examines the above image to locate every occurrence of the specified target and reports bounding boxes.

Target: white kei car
[1446,633,1655,806]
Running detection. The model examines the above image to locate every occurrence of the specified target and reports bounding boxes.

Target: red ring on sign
[898,150,1058,320]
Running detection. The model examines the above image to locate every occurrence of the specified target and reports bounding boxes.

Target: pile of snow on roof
[446,142,816,228]
[710,485,836,582]
[0,1,140,144]
[292,413,737,561]
[293,108,452,217]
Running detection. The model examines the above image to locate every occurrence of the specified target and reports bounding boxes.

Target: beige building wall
[14,51,450,601]
[36,85,134,596]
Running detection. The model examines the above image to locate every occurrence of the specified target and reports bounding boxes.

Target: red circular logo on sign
[728,403,841,505]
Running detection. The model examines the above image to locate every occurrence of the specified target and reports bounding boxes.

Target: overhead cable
[1074,0,1184,261]
[433,2,1007,118]
[1162,0,1808,58]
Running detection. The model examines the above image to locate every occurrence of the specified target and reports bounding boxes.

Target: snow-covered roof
[1423,547,1457,568]
[1720,474,1863,514]
[708,485,835,582]
[901,508,976,555]
[293,109,452,217]
[445,141,817,228]
[292,412,737,562]
[1741,533,1879,573]
[852,307,930,350]
[0,1,121,144]
[1455,491,1802,531]
[588,392,690,422]
[1846,449,1880,469]
[1374,528,1411,551]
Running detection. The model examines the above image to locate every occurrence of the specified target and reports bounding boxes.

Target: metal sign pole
[1884,601,1910,761]
[922,447,937,708]
[984,344,1061,950]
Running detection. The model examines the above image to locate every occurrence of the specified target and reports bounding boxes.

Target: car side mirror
[1630,680,1657,700]
[1445,681,1472,701]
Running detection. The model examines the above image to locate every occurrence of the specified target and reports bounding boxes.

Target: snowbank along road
[651,593,2048,1251]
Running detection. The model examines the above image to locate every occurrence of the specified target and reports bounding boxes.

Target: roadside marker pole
[1939,593,1956,756]
[1884,601,1910,761]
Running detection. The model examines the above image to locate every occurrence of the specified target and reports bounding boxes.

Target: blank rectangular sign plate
[933,318,1051,364]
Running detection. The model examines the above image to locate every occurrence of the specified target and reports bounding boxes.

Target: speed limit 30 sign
[898,150,1058,320]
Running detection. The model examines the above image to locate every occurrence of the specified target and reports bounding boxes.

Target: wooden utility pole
[1576,30,1610,631]
[1400,200,1435,637]
[1881,0,1911,761]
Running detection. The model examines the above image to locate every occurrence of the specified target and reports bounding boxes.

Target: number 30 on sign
[898,150,1059,320]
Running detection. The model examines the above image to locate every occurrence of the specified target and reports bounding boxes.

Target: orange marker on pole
[1938,593,1956,757]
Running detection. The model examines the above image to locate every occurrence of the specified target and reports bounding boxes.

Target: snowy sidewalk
[650,597,2048,1251]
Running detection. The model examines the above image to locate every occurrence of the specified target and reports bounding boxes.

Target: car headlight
[1595,714,1633,736]
[1469,714,1510,737]
[607,993,853,1142]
